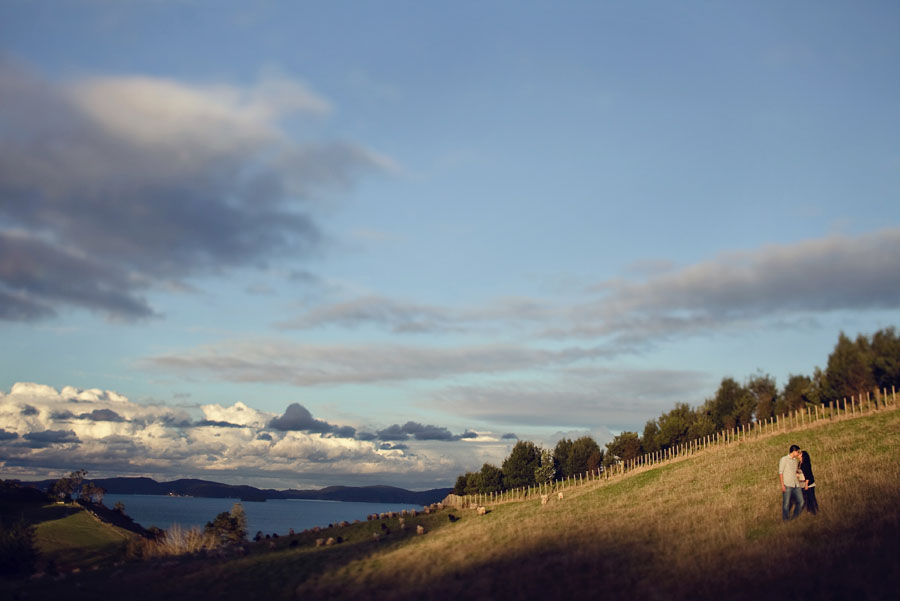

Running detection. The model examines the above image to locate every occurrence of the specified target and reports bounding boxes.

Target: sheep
[315,538,325,547]
[448,514,459,522]
[325,537,336,546]
[541,494,549,505]
[476,506,487,516]
[558,492,564,501]
[416,525,426,535]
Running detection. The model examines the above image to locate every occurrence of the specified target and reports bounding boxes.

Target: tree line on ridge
[452,327,900,496]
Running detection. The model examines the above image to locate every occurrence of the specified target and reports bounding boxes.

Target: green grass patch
[36,506,131,570]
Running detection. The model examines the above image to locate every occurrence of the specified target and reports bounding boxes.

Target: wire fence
[445,386,898,509]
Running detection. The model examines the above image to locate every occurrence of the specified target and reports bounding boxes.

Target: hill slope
[0,500,140,574]
[4,408,899,600]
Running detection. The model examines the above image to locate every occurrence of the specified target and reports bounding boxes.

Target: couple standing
[778,444,818,521]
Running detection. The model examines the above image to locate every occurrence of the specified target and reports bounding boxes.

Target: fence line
[446,386,898,509]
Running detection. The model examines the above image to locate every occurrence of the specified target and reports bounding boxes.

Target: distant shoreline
[16,476,451,506]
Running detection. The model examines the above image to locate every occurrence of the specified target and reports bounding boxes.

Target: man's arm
[779,473,786,492]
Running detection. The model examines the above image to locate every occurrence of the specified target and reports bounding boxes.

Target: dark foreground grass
[4,409,900,601]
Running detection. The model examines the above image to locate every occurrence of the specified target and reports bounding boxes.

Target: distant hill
[19,476,451,505]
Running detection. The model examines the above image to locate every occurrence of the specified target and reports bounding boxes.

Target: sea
[103,494,423,537]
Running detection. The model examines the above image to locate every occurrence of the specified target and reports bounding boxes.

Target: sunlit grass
[33,504,133,571]
[293,408,900,600]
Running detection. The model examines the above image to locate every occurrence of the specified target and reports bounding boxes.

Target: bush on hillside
[204,503,247,543]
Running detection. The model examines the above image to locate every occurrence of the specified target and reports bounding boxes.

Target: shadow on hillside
[402,514,900,601]
[300,494,900,601]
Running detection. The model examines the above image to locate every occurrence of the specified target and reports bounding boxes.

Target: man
[779,444,804,521]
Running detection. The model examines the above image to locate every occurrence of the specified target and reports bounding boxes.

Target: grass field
[0,500,136,574]
[4,408,899,600]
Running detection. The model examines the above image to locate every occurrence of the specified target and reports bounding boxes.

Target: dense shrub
[204,503,247,543]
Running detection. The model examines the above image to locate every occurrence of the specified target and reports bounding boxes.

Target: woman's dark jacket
[799,451,815,485]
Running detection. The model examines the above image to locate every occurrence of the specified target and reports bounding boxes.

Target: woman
[798,449,818,515]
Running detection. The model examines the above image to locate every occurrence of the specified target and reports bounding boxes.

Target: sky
[1,1,899,491]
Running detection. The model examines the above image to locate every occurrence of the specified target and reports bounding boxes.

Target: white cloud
[68,72,330,160]
[199,401,270,429]
[0,382,501,488]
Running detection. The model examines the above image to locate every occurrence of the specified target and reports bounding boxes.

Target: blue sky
[1,1,899,490]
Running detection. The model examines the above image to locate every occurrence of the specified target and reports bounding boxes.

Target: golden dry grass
[295,407,900,601]
[134,523,218,558]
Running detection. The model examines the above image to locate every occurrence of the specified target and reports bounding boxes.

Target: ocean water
[103,494,423,537]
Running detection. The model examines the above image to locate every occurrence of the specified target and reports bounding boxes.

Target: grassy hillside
[0,500,137,574]
[4,408,899,600]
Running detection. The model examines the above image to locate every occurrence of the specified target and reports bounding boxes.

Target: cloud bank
[0,58,385,321]
[0,383,501,489]
[144,340,612,386]
[277,228,900,346]
[140,228,900,394]
[564,228,900,343]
